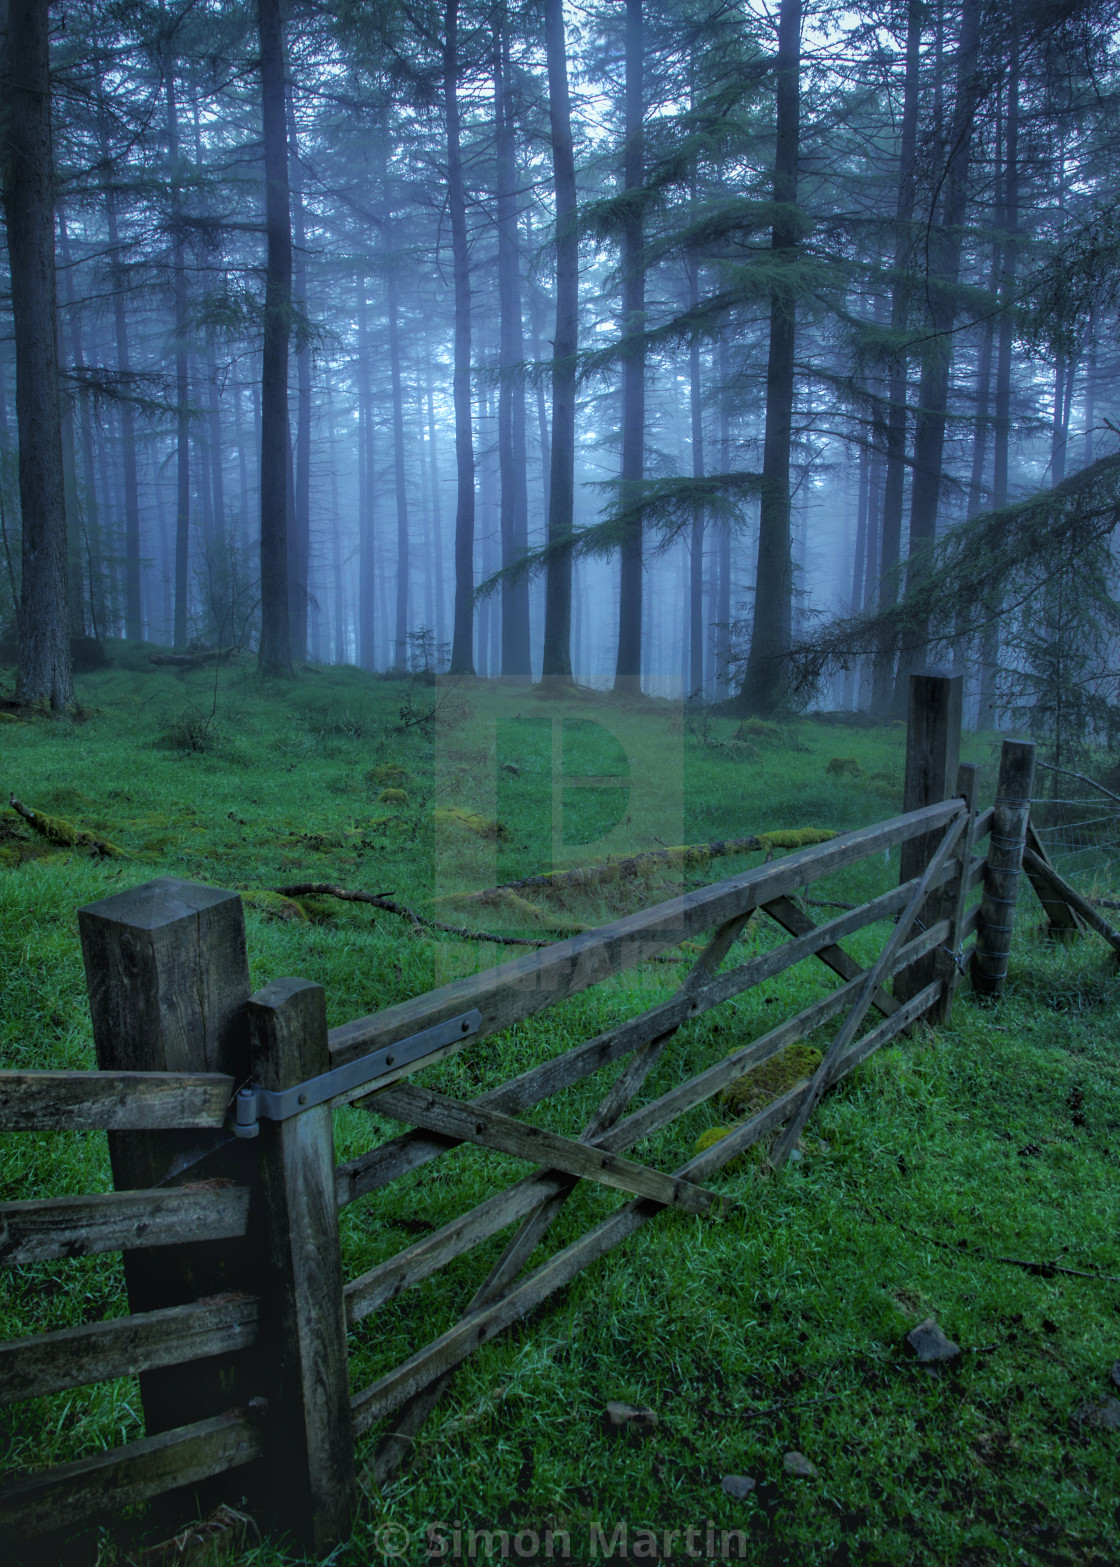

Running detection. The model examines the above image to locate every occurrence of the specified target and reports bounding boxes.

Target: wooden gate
[0,678,1039,1554]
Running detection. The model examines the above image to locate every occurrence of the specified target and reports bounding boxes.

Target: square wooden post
[895,671,963,1003]
[77,879,255,1438]
[246,978,356,1553]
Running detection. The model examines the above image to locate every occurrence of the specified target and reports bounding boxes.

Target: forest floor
[2,646,1119,1567]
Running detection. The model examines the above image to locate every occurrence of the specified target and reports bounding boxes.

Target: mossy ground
[1,651,1119,1566]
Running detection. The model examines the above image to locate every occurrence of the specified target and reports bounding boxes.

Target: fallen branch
[441,830,835,908]
[273,882,551,947]
[1037,762,1120,807]
[902,1224,1120,1285]
[8,795,124,857]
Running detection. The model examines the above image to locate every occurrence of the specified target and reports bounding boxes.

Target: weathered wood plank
[0,1071,234,1132]
[349,981,942,1435]
[930,763,980,1022]
[344,922,949,1322]
[328,798,965,1078]
[1022,848,1120,957]
[0,1409,263,1541]
[760,894,899,1017]
[1023,822,1087,937]
[0,1294,258,1405]
[0,1186,250,1267]
[337,870,955,1207]
[371,1082,722,1215]
[247,978,356,1552]
[896,672,963,1001]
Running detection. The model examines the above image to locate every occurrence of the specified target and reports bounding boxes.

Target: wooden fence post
[246,978,356,1553]
[895,671,963,1003]
[973,738,1037,998]
[77,879,255,1444]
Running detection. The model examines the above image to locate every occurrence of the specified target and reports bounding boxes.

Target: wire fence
[1029,796,1120,907]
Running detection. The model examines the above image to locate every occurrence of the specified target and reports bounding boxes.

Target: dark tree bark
[980,41,1019,730]
[870,0,921,714]
[613,0,645,696]
[425,366,446,645]
[494,23,531,681]
[287,82,311,663]
[542,0,576,683]
[356,272,376,669]
[892,0,983,704]
[161,46,191,651]
[257,0,293,676]
[3,0,72,709]
[97,99,142,640]
[736,0,801,714]
[446,0,476,675]
[688,254,705,699]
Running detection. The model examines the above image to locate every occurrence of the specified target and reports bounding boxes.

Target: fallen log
[440,829,836,908]
[8,796,124,858]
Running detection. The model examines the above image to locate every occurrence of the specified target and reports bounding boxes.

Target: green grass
[2,651,1119,1566]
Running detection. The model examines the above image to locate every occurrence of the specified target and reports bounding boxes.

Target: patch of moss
[368,764,414,790]
[693,1125,735,1155]
[378,787,410,806]
[720,1043,823,1115]
[434,807,509,842]
[826,757,862,778]
[755,827,836,852]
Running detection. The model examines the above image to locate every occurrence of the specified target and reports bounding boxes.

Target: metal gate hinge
[231,1008,482,1138]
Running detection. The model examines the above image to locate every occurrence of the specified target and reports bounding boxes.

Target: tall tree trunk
[715,333,731,698]
[256,0,292,676]
[162,48,191,651]
[4,0,72,709]
[494,23,532,680]
[737,0,801,714]
[982,41,1019,731]
[870,0,921,714]
[356,273,376,669]
[893,0,982,702]
[688,256,705,698]
[287,81,311,663]
[542,0,577,683]
[613,0,645,695]
[425,367,446,645]
[446,0,476,675]
[97,102,143,640]
[57,211,107,643]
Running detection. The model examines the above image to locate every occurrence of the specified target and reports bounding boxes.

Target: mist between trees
[3,0,1120,750]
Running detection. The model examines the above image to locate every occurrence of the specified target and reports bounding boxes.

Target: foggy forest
[3,0,1119,734]
[8,2,1120,1562]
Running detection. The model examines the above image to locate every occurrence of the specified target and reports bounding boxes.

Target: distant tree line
[1,0,1119,750]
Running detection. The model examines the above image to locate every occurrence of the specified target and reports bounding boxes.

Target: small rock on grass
[783,1451,818,1478]
[905,1317,961,1364]
[1073,1396,1120,1432]
[604,1401,658,1432]
[720,1475,756,1500]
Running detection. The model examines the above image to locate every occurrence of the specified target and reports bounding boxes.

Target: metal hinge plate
[232,1008,482,1137]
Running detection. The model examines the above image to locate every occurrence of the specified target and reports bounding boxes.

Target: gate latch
[232,1008,482,1138]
